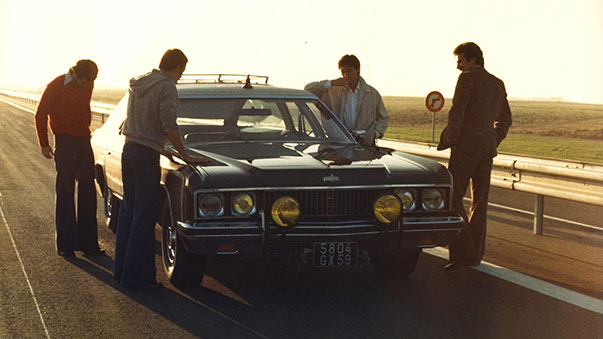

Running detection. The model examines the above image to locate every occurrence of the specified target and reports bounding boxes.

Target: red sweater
[35,74,93,147]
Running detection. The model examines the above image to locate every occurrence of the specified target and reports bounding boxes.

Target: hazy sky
[1,0,602,104]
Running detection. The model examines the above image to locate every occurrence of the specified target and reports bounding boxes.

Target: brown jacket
[437,67,512,158]
[305,77,389,145]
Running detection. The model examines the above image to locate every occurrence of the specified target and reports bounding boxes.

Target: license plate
[313,242,358,267]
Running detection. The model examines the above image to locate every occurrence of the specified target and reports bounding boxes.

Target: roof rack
[178,74,269,84]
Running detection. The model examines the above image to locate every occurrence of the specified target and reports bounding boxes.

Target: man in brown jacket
[437,42,512,271]
[304,54,389,146]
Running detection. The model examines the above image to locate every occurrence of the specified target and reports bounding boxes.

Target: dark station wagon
[91,74,463,287]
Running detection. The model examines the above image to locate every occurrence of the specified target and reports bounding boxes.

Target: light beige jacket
[304,76,389,145]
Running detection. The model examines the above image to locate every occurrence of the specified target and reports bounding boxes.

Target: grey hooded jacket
[122,69,179,152]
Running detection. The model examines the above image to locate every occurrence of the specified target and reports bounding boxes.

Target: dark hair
[453,42,484,66]
[159,49,188,71]
[73,59,98,81]
[338,54,360,70]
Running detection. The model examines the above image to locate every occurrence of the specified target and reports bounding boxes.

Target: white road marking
[424,247,603,314]
[0,191,51,338]
[0,96,36,114]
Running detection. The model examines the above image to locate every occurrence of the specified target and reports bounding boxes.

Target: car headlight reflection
[232,192,256,216]
[271,196,300,227]
[422,188,445,210]
[373,194,402,223]
[395,189,416,211]
[198,193,225,217]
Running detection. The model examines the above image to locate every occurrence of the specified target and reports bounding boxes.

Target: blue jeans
[54,134,99,253]
[114,142,160,286]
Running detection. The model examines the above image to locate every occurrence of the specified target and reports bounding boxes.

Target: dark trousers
[447,147,493,264]
[114,142,160,287]
[54,134,99,252]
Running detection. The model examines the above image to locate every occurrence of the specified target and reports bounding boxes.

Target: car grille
[260,188,390,218]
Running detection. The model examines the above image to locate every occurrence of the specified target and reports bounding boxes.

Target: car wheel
[160,200,207,287]
[371,249,421,278]
[103,184,120,233]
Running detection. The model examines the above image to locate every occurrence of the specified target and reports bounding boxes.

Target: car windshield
[177,98,355,144]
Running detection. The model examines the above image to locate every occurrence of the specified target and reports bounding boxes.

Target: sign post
[425,91,445,142]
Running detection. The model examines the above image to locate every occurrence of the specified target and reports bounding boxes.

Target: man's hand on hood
[183,154,212,164]
[162,147,212,164]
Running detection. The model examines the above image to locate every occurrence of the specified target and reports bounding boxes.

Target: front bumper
[176,211,463,257]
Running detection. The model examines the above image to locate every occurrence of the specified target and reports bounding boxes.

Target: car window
[178,98,353,144]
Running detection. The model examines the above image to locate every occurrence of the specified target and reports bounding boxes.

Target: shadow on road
[61,243,601,339]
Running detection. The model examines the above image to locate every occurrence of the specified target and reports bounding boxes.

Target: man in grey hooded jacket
[114,49,209,288]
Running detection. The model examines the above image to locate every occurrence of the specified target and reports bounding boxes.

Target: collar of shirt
[64,69,74,86]
[462,65,483,74]
[343,80,361,130]
[344,80,361,95]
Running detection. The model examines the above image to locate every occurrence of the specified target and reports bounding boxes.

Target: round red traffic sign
[425,91,445,113]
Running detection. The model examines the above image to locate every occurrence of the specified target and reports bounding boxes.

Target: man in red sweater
[35,59,104,257]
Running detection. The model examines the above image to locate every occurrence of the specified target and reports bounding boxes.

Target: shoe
[58,250,76,257]
[444,261,465,272]
[466,259,481,267]
[83,248,106,256]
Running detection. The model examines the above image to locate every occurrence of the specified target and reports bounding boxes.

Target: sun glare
[0,0,601,104]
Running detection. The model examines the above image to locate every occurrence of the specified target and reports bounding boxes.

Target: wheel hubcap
[166,224,177,266]
[104,188,112,218]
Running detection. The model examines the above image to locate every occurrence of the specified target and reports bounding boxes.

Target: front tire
[103,185,120,233]
[160,200,207,287]
[371,249,421,278]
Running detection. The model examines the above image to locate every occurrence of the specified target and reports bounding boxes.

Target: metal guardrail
[2,89,601,234]
[0,89,113,122]
[378,139,603,233]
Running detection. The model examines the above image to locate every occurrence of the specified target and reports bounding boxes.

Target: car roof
[176,83,317,100]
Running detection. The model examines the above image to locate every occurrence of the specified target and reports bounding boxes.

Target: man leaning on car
[113,49,210,289]
[34,59,104,258]
[304,54,389,146]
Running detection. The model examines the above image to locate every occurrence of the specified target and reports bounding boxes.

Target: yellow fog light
[232,192,255,215]
[271,196,300,227]
[373,194,402,223]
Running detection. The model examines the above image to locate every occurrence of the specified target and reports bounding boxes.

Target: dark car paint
[91,83,463,276]
[181,142,452,190]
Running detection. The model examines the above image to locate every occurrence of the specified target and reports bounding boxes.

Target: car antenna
[243,74,253,89]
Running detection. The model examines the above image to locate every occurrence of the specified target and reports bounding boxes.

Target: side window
[286,102,316,136]
[307,101,345,139]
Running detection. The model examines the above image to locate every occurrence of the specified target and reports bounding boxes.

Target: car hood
[183,142,451,189]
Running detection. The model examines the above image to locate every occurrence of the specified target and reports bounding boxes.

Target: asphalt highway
[0,100,601,338]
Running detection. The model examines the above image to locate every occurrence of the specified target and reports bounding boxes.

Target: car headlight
[395,189,416,211]
[232,192,256,216]
[271,196,300,227]
[373,194,402,223]
[198,193,225,217]
[422,188,445,210]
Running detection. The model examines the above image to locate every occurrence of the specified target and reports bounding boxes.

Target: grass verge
[384,126,603,164]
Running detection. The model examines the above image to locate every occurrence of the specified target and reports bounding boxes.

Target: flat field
[91,89,603,164]
[382,96,603,164]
